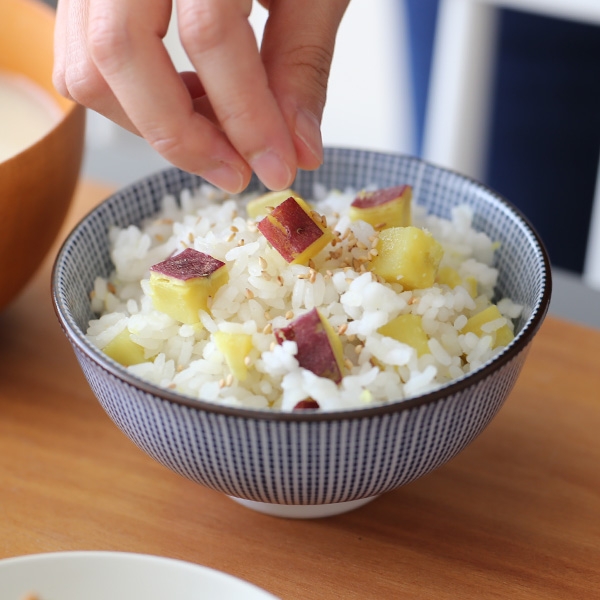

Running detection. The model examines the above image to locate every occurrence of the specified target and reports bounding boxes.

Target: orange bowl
[0,0,86,311]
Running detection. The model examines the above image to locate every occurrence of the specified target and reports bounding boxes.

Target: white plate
[0,551,278,600]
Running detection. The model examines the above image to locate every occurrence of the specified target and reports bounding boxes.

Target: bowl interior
[53,149,552,410]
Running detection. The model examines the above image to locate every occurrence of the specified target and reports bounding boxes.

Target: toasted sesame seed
[226,232,236,243]
[245,288,255,299]
[230,225,239,232]
[354,344,364,355]
[225,373,234,387]
[263,323,273,334]
[338,323,348,335]
[344,358,354,370]
[259,256,268,270]
[285,310,294,320]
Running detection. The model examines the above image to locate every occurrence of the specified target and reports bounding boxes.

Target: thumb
[260,0,350,170]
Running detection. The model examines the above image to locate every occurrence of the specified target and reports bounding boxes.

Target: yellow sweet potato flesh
[370,226,444,289]
[103,328,149,366]
[214,331,253,380]
[461,304,514,348]
[378,313,430,357]
[437,266,478,298]
[149,266,228,324]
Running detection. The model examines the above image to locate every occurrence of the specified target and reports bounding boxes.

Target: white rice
[86,184,522,411]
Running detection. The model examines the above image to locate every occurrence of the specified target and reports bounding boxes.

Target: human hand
[53,0,350,193]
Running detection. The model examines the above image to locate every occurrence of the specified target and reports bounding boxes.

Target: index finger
[87,0,252,192]
[177,0,298,190]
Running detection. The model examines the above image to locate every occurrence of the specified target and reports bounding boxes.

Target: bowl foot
[228,495,378,519]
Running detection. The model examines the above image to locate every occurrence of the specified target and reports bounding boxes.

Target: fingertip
[249,149,296,191]
[294,108,324,170]
[202,161,251,194]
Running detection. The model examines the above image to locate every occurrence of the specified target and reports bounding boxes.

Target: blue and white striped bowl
[52,149,551,518]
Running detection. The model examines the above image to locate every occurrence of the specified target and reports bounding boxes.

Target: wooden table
[1,181,599,599]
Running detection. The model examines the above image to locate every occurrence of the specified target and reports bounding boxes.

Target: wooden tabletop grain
[1,181,599,599]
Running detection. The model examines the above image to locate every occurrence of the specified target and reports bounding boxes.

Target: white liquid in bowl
[0,70,62,162]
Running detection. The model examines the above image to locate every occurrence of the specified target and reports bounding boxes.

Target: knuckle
[62,62,103,106]
[87,12,131,67]
[146,126,186,159]
[216,101,255,131]
[283,43,333,94]
[178,2,230,55]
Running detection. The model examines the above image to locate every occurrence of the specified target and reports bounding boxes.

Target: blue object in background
[404,1,600,274]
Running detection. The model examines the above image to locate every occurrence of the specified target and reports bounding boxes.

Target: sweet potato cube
[437,266,478,298]
[378,313,430,357]
[461,304,514,349]
[214,331,253,381]
[257,196,333,265]
[103,328,149,366]
[246,188,303,219]
[349,185,412,229]
[149,248,228,324]
[370,226,444,289]
[274,308,344,383]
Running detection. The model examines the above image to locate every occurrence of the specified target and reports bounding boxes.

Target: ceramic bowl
[52,149,551,518]
[0,0,86,311]
[0,551,277,599]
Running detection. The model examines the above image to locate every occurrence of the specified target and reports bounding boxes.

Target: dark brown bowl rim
[52,155,553,422]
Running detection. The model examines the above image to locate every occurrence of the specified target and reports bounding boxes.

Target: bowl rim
[52,150,552,422]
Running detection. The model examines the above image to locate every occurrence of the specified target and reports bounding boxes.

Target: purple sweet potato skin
[257,197,323,263]
[351,185,410,209]
[274,308,342,383]
[150,248,225,281]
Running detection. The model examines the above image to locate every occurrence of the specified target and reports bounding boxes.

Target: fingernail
[295,108,323,165]
[203,163,245,193]
[250,149,293,191]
